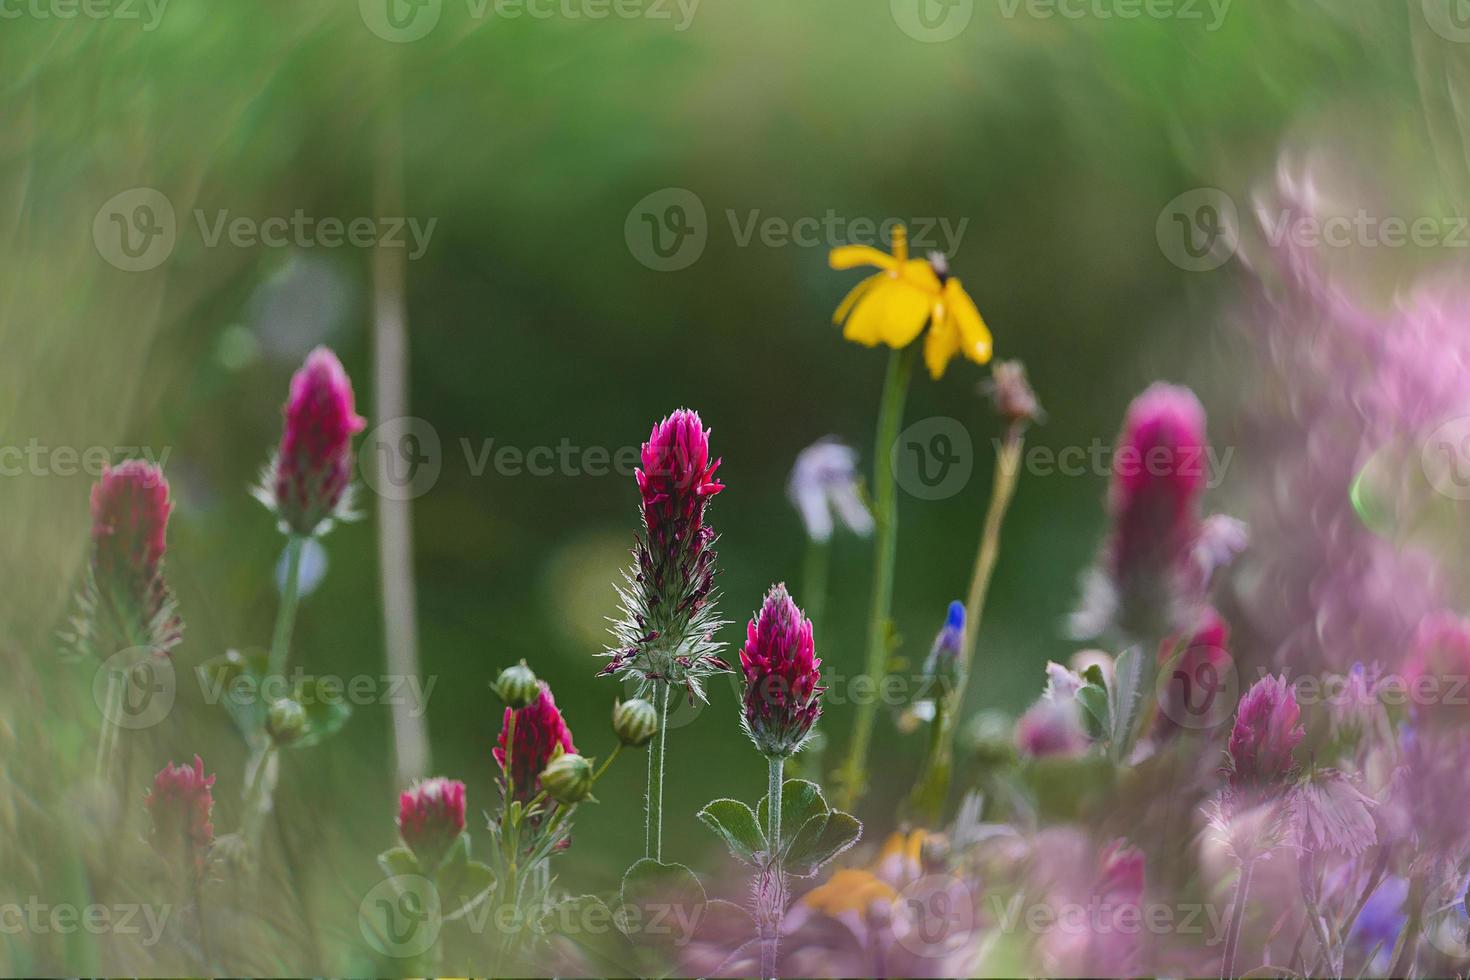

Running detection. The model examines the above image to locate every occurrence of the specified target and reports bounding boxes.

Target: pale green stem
[592,742,624,784]
[241,744,278,854]
[762,758,784,980]
[1220,857,1255,980]
[267,535,305,680]
[95,669,123,783]
[646,681,670,860]
[909,426,1024,822]
[836,345,915,810]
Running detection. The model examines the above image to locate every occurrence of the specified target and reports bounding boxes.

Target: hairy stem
[909,425,1024,821]
[1221,857,1256,980]
[762,758,785,980]
[646,681,670,860]
[836,345,915,810]
[266,535,304,679]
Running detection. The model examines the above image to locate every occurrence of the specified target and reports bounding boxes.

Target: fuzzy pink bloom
[601,409,729,699]
[265,346,366,536]
[82,460,181,656]
[739,583,822,757]
[494,685,576,805]
[1073,384,1210,641]
[1402,613,1470,727]
[398,777,467,870]
[1032,830,1148,976]
[1289,768,1377,857]
[1226,674,1304,790]
[145,755,215,870]
[1015,697,1089,759]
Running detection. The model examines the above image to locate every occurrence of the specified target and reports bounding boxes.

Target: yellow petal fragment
[833,273,880,326]
[830,245,897,272]
[924,310,961,380]
[946,278,994,365]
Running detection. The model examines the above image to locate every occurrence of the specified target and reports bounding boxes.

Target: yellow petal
[898,258,942,295]
[830,245,896,272]
[833,273,880,326]
[946,279,993,365]
[802,869,896,916]
[924,310,961,379]
[844,277,932,350]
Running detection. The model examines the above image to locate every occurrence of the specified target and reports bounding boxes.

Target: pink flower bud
[1402,612,1470,727]
[261,346,366,537]
[397,777,466,870]
[145,755,215,870]
[494,685,576,805]
[739,584,822,758]
[1014,697,1089,759]
[81,460,181,656]
[1225,674,1304,790]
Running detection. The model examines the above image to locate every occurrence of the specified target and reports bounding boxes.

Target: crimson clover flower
[1072,383,1213,642]
[601,408,730,702]
[1225,674,1304,791]
[494,684,576,806]
[397,777,467,871]
[256,346,366,537]
[738,583,822,758]
[145,755,215,871]
[69,460,181,658]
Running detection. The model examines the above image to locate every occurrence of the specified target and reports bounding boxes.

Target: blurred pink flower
[145,755,215,871]
[260,346,365,537]
[1015,696,1089,759]
[397,777,467,870]
[1225,674,1304,791]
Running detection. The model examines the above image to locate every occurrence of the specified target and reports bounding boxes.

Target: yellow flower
[799,829,928,919]
[830,225,993,380]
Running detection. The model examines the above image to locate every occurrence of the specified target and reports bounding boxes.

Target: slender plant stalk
[240,743,279,854]
[1221,857,1256,980]
[908,426,1025,821]
[801,537,830,645]
[592,743,623,783]
[373,60,432,787]
[646,681,670,860]
[836,345,915,810]
[1387,873,1426,979]
[267,535,304,679]
[95,669,123,782]
[762,758,784,980]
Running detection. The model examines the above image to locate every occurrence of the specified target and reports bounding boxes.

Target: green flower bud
[495,660,539,709]
[612,698,658,747]
[539,750,595,805]
[267,698,309,746]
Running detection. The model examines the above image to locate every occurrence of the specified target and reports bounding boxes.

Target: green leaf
[784,810,862,877]
[1076,681,1110,741]
[756,778,827,847]
[540,895,635,976]
[696,799,765,865]
[196,649,269,740]
[376,844,420,879]
[617,858,707,966]
[1108,646,1146,762]
[290,675,352,747]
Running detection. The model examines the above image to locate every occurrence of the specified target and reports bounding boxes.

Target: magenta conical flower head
[78,460,181,657]
[1226,674,1304,790]
[397,777,467,871]
[739,583,822,758]
[1073,384,1209,642]
[603,408,730,701]
[145,755,215,871]
[261,346,366,537]
[494,684,576,805]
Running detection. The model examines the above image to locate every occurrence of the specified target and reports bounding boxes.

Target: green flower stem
[801,537,830,645]
[909,424,1025,822]
[836,345,915,810]
[1220,856,1256,980]
[592,742,624,784]
[762,757,784,980]
[240,743,279,854]
[267,535,305,680]
[94,669,123,783]
[646,681,670,860]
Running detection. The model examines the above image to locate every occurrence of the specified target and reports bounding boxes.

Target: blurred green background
[3,0,1468,971]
